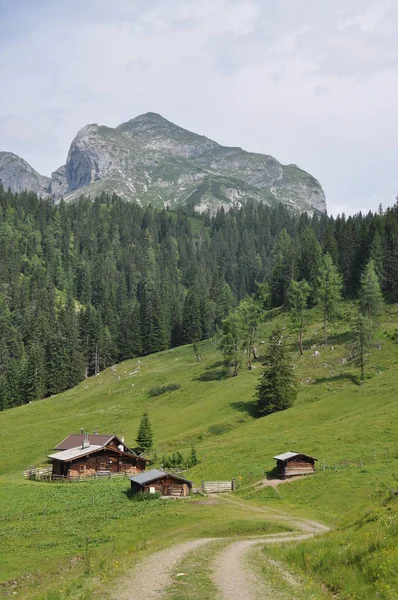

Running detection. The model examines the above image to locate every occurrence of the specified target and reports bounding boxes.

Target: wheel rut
[117,496,329,600]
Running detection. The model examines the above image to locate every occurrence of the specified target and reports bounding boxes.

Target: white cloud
[0,0,397,215]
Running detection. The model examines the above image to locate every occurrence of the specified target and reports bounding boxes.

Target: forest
[0,184,397,410]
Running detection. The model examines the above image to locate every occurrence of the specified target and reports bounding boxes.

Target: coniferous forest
[1,184,398,410]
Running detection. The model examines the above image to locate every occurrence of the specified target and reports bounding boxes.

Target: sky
[1,0,398,216]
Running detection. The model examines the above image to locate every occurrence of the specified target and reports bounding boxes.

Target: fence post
[232,478,236,492]
[202,480,205,492]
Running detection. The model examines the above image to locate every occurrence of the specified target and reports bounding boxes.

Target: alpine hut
[130,469,193,497]
[273,452,317,478]
[48,433,149,479]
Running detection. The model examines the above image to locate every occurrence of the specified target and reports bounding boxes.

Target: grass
[164,541,224,600]
[0,302,398,597]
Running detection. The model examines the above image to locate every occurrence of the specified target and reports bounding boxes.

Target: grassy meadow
[0,302,397,598]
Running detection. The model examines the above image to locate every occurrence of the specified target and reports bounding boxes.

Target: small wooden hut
[130,469,193,497]
[273,452,317,478]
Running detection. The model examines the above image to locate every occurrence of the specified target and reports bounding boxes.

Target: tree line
[0,184,397,410]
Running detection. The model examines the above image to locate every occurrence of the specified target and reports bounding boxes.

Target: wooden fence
[201,479,236,493]
[23,467,130,482]
[23,466,52,481]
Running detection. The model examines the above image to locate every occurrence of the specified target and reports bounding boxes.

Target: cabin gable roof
[273,451,317,462]
[129,469,193,486]
[48,445,150,463]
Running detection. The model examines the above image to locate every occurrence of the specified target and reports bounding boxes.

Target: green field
[1,303,397,599]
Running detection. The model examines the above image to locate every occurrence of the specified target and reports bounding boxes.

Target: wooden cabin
[48,433,149,479]
[273,452,317,479]
[130,469,193,497]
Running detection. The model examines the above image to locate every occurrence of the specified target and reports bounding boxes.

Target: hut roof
[130,469,193,485]
[48,445,104,462]
[48,445,150,463]
[55,434,122,451]
[273,452,317,462]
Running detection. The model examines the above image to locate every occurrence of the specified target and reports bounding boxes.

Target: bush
[161,447,199,469]
[148,383,181,397]
[132,492,162,502]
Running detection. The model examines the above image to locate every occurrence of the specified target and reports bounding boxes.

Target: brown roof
[55,434,116,450]
[49,445,147,463]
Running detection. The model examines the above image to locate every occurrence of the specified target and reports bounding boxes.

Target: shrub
[148,383,181,397]
[132,492,162,502]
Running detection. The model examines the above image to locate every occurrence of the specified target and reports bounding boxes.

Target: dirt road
[116,495,329,600]
[117,538,215,600]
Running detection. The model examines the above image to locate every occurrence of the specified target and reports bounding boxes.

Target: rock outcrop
[0,113,327,214]
[0,152,51,196]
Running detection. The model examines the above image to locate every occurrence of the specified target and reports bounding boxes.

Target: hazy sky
[1,0,398,216]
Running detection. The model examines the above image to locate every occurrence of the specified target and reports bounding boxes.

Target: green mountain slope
[0,304,397,598]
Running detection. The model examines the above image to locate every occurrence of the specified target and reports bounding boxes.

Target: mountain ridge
[0,112,326,214]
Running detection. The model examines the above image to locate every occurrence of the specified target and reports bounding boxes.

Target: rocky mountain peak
[0,114,327,214]
[0,151,51,196]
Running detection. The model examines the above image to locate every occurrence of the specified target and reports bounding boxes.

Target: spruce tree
[136,413,153,454]
[353,313,373,382]
[359,259,384,320]
[315,253,342,345]
[287,279,311,355]
[218,313,241,376]
[255,326,297,416]
[236,296,262,369]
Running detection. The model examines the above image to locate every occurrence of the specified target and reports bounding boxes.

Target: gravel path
[212,533,315,600]
[117,538,215,600]
[116,495,329,600]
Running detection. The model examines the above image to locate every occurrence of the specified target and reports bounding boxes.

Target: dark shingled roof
[273,452,317,462]
[55,434,116,450]
[130,469,193,485]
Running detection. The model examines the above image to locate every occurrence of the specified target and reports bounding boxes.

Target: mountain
[0,151,51,197]
[0,113,326,214]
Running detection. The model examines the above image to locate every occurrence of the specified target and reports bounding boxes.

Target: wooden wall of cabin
[284,459,315,477]
[131,477,191,496]
[64,450,143,477]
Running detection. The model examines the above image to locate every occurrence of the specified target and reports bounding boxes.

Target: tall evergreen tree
[359,259,384,320]
[287,279,311,355]
[136,413,153,453]
[218,313,241,376]
[237,296,262,369]
[352,313,373,382]
[255,326,297,416]
[315,253,342,344]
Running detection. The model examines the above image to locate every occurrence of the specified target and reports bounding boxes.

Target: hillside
[0,113,326,214]
[1,304,397,599]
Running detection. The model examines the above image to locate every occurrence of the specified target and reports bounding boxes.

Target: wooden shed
[273,452,317,478]
[48,433,149,479]
[130,469,193,497]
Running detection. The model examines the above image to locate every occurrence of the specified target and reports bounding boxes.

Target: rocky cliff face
[0,113,326,214]
[0,152,51,196]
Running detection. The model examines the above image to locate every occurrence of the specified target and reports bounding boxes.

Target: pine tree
[218,313,241,376]
[136,413,153,454]
[270,229,295,307]
[287,279,311,355]
[189,447,198,467]
[298,228,322,303]
[236,296,262,369]
[352,313,373,382]
[255,326,297,416]
[315,253,342,345]
[359,259,384,320]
